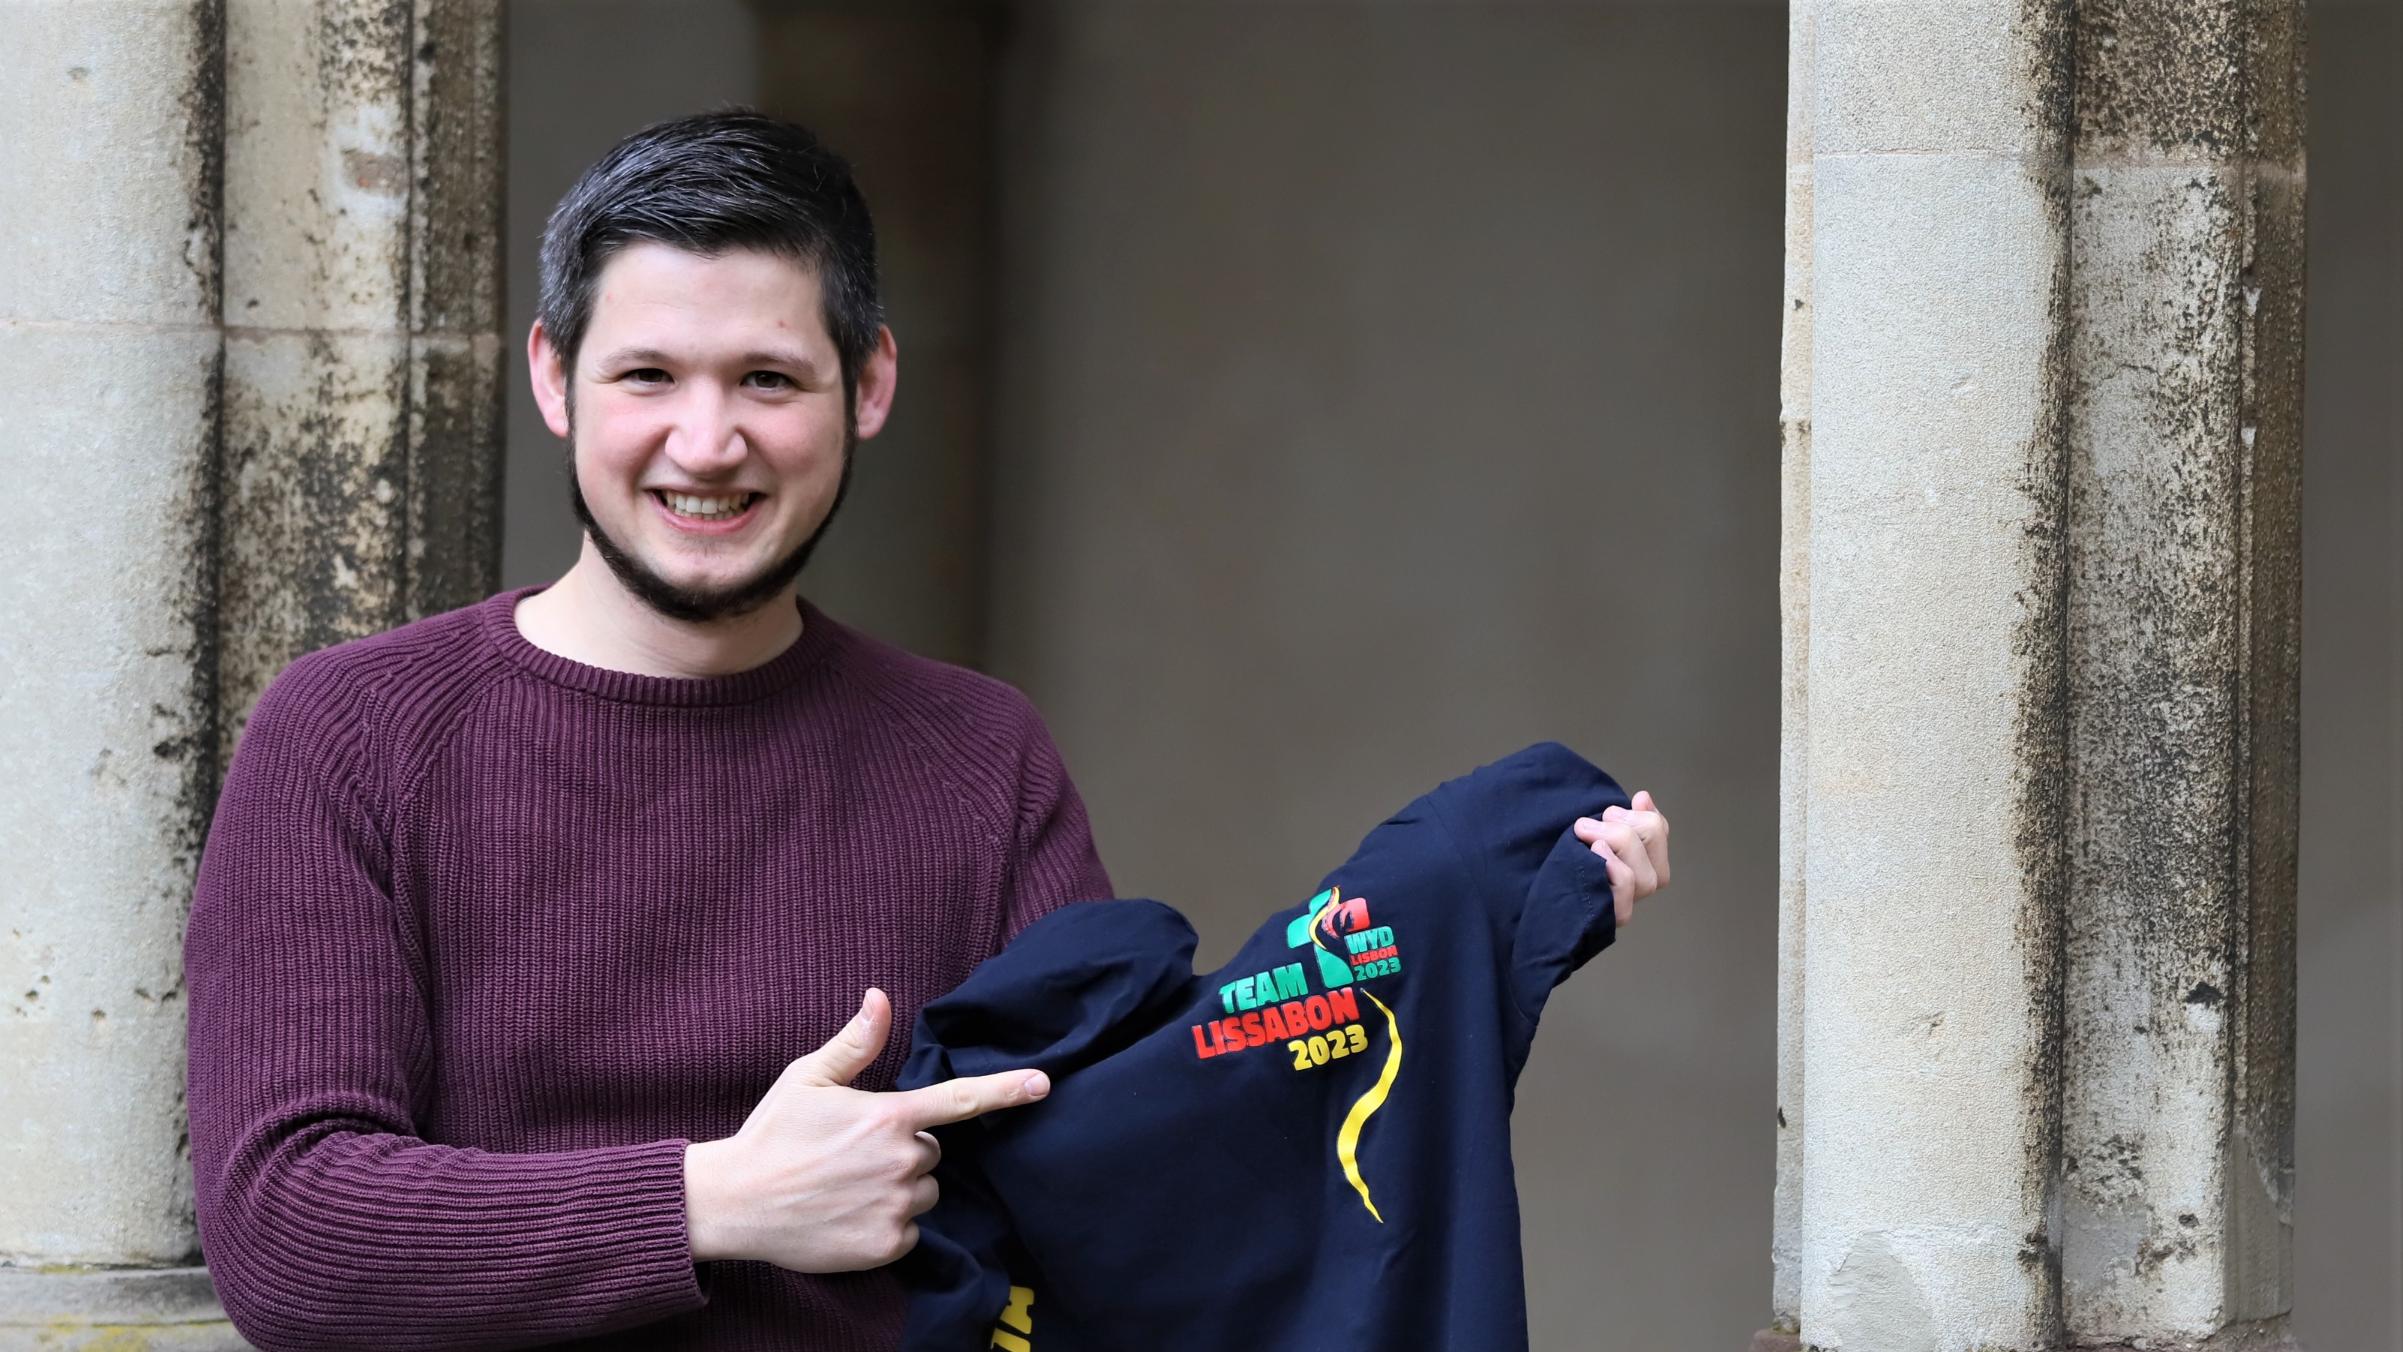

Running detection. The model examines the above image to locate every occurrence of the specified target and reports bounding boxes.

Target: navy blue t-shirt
[897,742,1629,1351]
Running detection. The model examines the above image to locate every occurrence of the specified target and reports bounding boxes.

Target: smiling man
[183,112,1113,1351]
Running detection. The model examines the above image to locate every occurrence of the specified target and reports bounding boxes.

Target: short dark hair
[537,109,883,392]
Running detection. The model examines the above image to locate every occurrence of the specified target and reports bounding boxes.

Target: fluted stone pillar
[0,2,238,1342]
[220,0,504,747]
[1,2,502,1343]
[1761,5,2305,1351]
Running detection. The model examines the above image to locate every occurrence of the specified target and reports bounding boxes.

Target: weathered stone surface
[1773,0,1814,1328]
[1804,141,2071,1352]
[1796,5,2075,1348]
[1813,0,2070,158]
[409,0,505,339]
[405,0,506,622]
[0,1266,246,1348]
[407,332,506,622]
[218,328,413,744]
[0,332,220,1268]
[224,0,413,332]
[2074,0,2306,168]
[2063,161,2251,1339]
[0,2,223,328]
[0,3,223,1273]
[1783,0,2306,1347]
[216,0,505,744]
[2226,160,2304,1331]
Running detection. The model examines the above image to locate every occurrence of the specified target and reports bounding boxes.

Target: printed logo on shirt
[1183,885,1408,1223]
[989,1284,1035,1350]
[1186,886,1405,1063]
[1299,885,1405,1223]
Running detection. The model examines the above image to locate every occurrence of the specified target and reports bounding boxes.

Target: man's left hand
[1571,790,1671,928]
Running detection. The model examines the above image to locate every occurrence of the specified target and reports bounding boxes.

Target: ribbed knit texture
[184,586,1113,1351]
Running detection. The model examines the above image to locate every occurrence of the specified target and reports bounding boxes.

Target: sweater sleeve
[1424,741,1632,1035]
[996,709,1112,941]
[184,664,707,1351]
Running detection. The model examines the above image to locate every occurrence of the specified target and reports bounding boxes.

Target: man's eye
[623,368,670,385]
[744,371,794,390]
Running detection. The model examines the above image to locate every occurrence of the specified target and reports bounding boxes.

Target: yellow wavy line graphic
[1336,989,1402,1223]
[1310,889,1401,1224]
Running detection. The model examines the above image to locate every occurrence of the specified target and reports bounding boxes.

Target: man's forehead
[584,241,834,351]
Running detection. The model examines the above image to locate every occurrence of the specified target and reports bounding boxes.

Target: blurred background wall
[502,2,2400,1346]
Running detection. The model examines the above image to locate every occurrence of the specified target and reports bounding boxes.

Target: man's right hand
[682,988,1050,1272]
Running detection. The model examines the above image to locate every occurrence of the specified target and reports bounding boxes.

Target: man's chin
[609,560,799,625]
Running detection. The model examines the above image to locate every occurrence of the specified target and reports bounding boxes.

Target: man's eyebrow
[588,345,825,375]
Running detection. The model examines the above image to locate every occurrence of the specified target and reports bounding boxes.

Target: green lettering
[1273,963,1307,1001]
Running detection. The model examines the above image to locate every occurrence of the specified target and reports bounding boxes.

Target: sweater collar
[478,584,843,707]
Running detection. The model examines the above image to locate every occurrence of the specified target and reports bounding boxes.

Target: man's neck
[515,542,805,679]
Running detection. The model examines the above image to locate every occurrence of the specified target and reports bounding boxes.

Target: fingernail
[1023,1073,1050,1100]
[1574,816,1599,830]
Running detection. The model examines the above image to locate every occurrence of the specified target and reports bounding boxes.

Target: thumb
[786,988,892,1089]
[1632,789,1655,812]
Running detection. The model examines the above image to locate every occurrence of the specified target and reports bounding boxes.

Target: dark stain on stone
[2186,980,2224,1007]
[179,0,225,307]
[1777,1106,1788,1129]
[2019,1229,2055,1271]
[2076,0,2306,166]
[2008,10,2076,1341]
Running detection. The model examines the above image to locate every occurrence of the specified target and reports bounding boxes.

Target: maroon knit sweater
[184,587,1113,1351]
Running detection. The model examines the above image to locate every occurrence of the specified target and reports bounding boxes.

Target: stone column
[2058,4,2303,1344]
[220,0,504,746]
[0,2,238,1342]
[0,2,502,1343]
[1763,4,2305,1351]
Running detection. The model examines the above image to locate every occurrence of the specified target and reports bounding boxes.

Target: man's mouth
[652,490,761,523]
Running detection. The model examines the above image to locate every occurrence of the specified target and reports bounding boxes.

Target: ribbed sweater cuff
[222,1135,707,1347]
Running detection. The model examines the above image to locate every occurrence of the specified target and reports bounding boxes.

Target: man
[183,111,1672,1350]
[185,111,1107,1351]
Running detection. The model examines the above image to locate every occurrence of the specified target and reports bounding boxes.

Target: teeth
[663,492,749,520]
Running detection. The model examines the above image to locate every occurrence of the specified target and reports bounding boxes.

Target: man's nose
[664,385,748,474]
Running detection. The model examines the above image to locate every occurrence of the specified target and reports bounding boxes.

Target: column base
[0,1265,246,1349]
[1746,1324,2303,1352]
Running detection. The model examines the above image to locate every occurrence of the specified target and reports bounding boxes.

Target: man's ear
[528,319,573,440]
[851,325,899,440]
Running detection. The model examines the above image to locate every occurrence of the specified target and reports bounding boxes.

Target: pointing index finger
[898,1069,1052,1129]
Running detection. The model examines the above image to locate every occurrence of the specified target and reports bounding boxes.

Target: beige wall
[2296,2,2403,1348]
[503,2,2400,1346]
[981,7,1783,1347]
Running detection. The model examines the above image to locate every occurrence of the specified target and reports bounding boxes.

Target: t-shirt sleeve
[184,665,706,1351]
[1424,741,1632,1034]
[996,709,1113,941]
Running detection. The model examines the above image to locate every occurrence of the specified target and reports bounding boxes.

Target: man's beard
[567,421,856,625]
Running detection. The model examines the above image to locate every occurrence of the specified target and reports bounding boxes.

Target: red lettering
[1280,1000,1311,1035]
[1260,1005,1289,1040]
[1303,995,1332,1031]
[1193,1024,1218,1059]
[1241,1011,1265,1047]
[1326,986,1359,1024]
